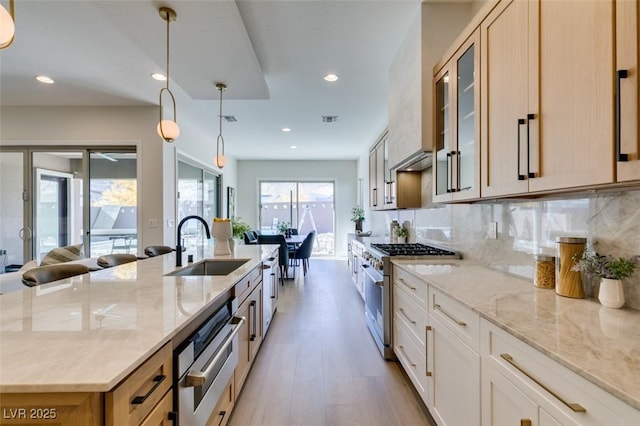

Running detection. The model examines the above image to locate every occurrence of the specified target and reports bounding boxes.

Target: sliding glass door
[88,151,137,256]
[0,147,137,266]
[259,181,335,255]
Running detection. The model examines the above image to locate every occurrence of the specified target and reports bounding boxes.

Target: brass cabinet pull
[520,419,532,426]
[500,353,586,413]
[399,308,416,324]
[434,303,467,327]
[398,278,416,291]
[425,325,432,377]
[398,345,416,367]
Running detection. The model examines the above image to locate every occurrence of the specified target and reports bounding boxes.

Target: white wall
[237,160,357,257]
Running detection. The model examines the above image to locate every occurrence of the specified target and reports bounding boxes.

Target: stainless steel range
[362,243,460,360]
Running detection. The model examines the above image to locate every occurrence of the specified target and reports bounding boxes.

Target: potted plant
[351,206,365,232]
[396,226,409,244]
[277,221,291,236]
[573,250,637,308]
[231,218,251,240]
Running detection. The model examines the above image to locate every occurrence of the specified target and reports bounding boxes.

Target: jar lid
[534,254,555,262]
[555,237,587,244]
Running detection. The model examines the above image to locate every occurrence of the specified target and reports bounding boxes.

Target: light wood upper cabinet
[433,29,481,202]
[368,138,384,209]
[481,0,615,197]
[617,0,640,182]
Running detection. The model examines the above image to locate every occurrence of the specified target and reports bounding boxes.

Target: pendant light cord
[165,14,170,91]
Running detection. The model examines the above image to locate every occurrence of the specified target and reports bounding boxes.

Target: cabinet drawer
[235,266,261,303]
[106,342,173,426]
[481,319,640,425]
[394,314,427,401]
[206,374,234,426]
[393,266,428,307]
[139,389,173,426]
[394,283,428,346]
[429,286,479,351]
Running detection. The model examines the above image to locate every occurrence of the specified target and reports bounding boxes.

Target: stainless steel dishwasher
[175,297,245,425]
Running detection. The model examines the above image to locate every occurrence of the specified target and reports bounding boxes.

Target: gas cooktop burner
[371,243,458,257]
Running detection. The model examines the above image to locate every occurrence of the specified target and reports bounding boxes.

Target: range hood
[393,150,433,172]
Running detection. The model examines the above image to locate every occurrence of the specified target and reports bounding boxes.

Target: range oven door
[362,264,394,360]
[176,298,245,426]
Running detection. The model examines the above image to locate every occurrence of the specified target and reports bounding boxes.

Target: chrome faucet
[176,215,211,267]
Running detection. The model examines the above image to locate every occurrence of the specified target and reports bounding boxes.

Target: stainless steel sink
[165,259,250,276]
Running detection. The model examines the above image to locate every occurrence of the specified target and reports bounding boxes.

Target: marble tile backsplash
[375,189,640,310]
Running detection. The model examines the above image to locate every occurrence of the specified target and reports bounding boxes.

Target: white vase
[397,236,406,244]
[598,278,625,309]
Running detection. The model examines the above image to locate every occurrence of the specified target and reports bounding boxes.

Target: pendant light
[215,83,227,168]
[0,0,15,49]
[157,7,179,142]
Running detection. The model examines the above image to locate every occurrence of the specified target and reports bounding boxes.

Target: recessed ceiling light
[282,128,291,132]
[290,145,297,149]
[151,73,167,81]
[36,75,54,84]
[324,73,339,82]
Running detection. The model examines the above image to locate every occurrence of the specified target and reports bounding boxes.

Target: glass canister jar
[534,254,556,289]
[555,237,586,298]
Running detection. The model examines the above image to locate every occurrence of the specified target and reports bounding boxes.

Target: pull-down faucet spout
[176,215,211,267]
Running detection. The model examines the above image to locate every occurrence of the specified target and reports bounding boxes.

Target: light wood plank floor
[228,259,435,426]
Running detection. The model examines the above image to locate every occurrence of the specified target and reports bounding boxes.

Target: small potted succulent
[573,250,637,308]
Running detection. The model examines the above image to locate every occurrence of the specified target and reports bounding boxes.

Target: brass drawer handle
[399,308,416,324]
[397,345,416,367]
[500,353,586,413]
[521,420,532,426]
[434,303,467,327]
[398,278,416,291]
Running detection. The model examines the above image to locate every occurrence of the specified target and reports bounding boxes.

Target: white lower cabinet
[481,319,640,426]
[428,313,480,426]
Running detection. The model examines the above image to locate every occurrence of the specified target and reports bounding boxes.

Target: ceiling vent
[322,115,339,123]
[223,115,237,122]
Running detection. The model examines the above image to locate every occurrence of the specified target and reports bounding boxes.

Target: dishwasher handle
[186,316,245,387]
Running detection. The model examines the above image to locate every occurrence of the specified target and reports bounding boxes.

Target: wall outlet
[167,219,175,228]
[488,221,498,240]
[148,219,158,228]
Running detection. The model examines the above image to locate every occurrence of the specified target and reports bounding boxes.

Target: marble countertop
[0,244,279,393]
[392,260,640,411]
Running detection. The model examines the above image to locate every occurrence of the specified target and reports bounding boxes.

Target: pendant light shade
[157,7,179,143]
[0,0,15,49]
[215,83,227,168]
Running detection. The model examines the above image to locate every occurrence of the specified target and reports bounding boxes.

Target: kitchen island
[0,243,278,424]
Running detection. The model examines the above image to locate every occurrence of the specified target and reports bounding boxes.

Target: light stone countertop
[392,260,640,411]
[0,244,279,393]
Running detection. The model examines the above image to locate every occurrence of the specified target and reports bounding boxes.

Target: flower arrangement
[396,226,409,238]
[350,206,365,223]
[231,218,251,239]
[572,250,637,280]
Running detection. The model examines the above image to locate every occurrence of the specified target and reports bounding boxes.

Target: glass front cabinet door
[433,29,480,202]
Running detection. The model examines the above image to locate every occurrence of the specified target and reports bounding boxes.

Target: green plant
[573,249,637,280]
[277,221,291,234]
[231,218,251,239]
[396,227,409,238]
[350,206,365,223]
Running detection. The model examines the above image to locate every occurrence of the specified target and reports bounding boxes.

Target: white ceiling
[0,0,422,160]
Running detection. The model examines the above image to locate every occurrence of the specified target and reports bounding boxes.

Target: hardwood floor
[228,259,435,426]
